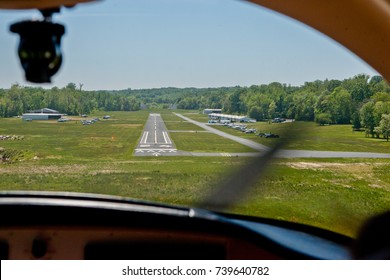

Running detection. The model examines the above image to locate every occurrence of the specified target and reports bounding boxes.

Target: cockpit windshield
[0,0,389,239]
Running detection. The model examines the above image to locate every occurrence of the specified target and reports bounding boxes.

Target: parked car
[245,128,257,134]
[272,118,286,123]
[264,133,279,138]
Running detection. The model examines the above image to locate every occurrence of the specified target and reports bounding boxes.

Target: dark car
[264,133,279,138]
[272,118,285,123]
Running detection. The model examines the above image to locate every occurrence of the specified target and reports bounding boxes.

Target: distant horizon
[0,72,380,91]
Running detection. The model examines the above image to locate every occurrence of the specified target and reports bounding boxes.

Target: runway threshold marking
[140,131,149,144]
[162,131,172,144]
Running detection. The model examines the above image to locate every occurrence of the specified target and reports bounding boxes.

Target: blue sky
[0,0,378,90]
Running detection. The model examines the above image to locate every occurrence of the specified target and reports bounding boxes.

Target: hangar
[22,108,64,121]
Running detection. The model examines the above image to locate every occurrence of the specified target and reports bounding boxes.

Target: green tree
[7,84,24,116]
[360,101,376,137]
[342,74,372,102]
[315,113,332,126]
[65,83,77,91]
[372,92,390,102]
[291,91,316,121]
[369,76,390,94]
[328,87,352,124]
[351,111,362,130]
[315,92,330,116]
[378,114,390,141]
[248,106,264,121]
[374,101,390,124]
[268,101,276,119]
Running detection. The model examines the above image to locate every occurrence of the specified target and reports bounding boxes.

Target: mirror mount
[9,8,65,83]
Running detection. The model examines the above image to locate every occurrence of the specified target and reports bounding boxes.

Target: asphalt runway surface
[134,113,189,156]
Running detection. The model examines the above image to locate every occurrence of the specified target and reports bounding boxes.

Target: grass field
[161,112,206,131]
[1,110,390,237]
[169,132,255,152]
[232,158,390,236]
[211,121,390,153]
[0,111,148,161]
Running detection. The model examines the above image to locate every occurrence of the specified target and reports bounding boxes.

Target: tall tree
[343,74,372,102]
[328,87,352,124]
[378,114,390,141]
[360,101,376,137]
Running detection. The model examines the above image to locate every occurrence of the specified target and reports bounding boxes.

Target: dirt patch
[111,124,142,128]
[0,164,87,174]
[369,183,384,189]
[0,135,24,141]
[286,162,328,169]
[284,161,390,190]
[136,177,152,181]
[323,178,355,189]
[117,160,170,164]
[88,169,124,175]
[45,155,63,159]
[285,161,381,171]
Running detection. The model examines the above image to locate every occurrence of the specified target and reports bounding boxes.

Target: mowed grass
[180,112,209,123]
[170,132,255,152]
[1,110,390,237]
[161,111,205,131]
[0,157,230,203]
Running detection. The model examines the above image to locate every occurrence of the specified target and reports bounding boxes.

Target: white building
[203,108,222,115]
[208,113,256,123]
[22,108,63,121]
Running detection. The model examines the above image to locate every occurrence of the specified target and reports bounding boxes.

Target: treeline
[1,75,390,138]
[0,83,141,117]
[132,74,390,138]
[130,74,390,137]
[168,75,390,125]
[130,74,390,138]
[121,75,390,128]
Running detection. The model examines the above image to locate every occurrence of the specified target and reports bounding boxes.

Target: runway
[134,113,182,156]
